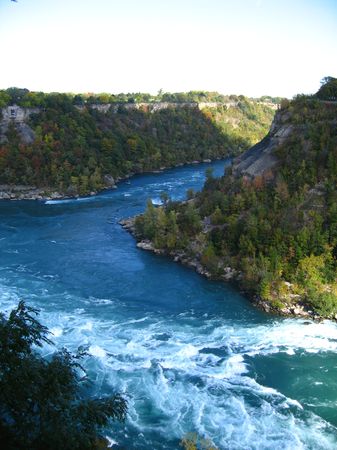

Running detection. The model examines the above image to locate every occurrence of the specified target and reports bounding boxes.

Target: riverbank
[0,159,215,201]
[0,183,116,201]
[120,216,324,322]
[0,185,67,201]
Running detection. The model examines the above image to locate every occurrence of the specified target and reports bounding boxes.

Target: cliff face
[0,105,40,144]
[75,100,273,114]
[233,99,337,180]
[232,108,293,178]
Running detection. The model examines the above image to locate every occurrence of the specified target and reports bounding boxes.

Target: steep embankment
[131,94,337,319]
[0,92,274,199]
[232,107,294,177]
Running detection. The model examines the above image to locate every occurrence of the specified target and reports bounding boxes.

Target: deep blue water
[1,160,337,449]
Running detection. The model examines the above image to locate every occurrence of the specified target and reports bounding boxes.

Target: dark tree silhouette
[0,301,127,450]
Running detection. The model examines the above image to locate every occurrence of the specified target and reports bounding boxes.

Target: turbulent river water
[1,160,337,449]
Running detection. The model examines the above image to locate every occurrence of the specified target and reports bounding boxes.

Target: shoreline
[0,158,217,202]
[119,216,325,323]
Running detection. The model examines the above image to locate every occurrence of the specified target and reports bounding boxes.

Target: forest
[0,88,275,195]
[134,83,337,317]
[0,87,282,108]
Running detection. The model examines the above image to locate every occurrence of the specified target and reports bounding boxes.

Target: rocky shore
[251,296,323,321]
[0,184,116,201]
[0,159,217,202]
[120,216,324,322]
[0,174,117,201]
[0,185,67,201]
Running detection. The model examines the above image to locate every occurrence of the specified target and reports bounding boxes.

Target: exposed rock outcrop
[0,185,65,201]
[0,104,40,144]
[103,174,116,188]
[75,100,278,115]
[75,101,228,114]
[233,109,292,178]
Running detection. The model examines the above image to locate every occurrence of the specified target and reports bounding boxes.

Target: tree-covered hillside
[134,93,337,318]
[0,89,275,196]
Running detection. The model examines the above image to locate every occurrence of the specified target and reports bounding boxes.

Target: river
[0,160,337,449]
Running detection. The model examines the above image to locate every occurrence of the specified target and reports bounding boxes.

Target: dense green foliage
[0,301,127,450]
[316,76,337,101]
[0,87,281,108]
[135,96,337,316]
[201,101,275,149]
[0,89,274,195]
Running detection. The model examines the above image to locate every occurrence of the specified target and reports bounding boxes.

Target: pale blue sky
[0,0,336,97]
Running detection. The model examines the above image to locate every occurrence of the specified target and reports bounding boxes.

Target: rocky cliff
[233,98,337,180]
[0,105,40,144]
[232,107,294,177]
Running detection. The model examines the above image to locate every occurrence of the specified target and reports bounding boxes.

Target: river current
[1,160,337,449]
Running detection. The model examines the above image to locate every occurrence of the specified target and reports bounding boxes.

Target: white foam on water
[285,348,296,355]
[210,354,248,379]
[79,321,93,331]
[45,196,94,205]
[76,315,335,449]
[119,316,150,326]
[45,199,75,205]
[105,435,118,447]
[50,326,63,337]
[210,318,337,357]
[89,345,107,358]
[176,343,199,358]
[1,280,337,449]
[89,298,114,305]
[151,198,163,206]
